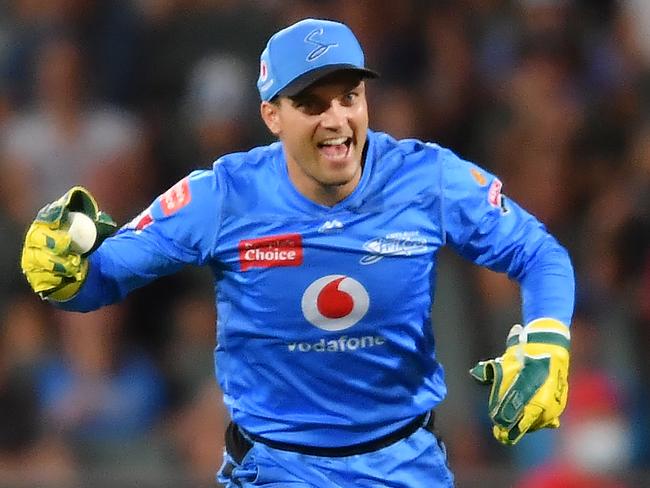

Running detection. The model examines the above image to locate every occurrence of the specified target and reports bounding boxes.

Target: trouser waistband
[226,411,436,462]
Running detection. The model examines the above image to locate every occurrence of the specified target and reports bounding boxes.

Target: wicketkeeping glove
[470,318,570,445]
[21,186,116,301]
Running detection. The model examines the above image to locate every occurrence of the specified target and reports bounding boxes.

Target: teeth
[321,137,348,146]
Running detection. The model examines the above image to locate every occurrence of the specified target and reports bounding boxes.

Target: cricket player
[21,18,574,487]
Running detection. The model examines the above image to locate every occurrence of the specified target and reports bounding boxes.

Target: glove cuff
[506,318,570,350]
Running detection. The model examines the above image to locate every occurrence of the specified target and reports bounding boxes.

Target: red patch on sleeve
[488,178,503,208]
[161,178,191,216]
[135,212,153,231]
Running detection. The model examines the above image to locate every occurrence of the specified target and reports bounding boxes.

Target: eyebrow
[289,81,364,106]
[288,93,315,105]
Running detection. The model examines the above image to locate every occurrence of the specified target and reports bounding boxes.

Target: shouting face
[261,71,369,207]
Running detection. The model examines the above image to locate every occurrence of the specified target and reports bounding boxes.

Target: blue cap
[257,18,378,101]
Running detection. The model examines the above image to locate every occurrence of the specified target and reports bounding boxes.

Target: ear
[260,101,281,136]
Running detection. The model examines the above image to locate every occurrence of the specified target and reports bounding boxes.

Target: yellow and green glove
[21,186,116,301]
[470,318,570,445]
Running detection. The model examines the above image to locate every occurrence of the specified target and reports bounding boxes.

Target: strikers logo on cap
[304,28,339,61]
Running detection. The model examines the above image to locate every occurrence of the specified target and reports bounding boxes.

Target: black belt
[226,411,435,463]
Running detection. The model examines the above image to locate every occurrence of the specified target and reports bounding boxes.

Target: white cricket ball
[65,211,97,254]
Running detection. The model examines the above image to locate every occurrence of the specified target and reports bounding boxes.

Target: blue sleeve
[55,169,222,312]
[440,148,575,326]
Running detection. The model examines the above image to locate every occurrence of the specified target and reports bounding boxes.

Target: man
[21,18,574,487]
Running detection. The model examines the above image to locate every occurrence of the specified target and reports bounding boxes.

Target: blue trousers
[217,418,454,487]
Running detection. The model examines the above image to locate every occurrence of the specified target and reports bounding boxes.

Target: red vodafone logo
[301,275,369,331]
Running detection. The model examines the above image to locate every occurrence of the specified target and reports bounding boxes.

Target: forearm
[516,238,575,326]
[53,233,185,312]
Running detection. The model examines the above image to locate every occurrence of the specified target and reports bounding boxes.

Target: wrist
[506,318,571,350]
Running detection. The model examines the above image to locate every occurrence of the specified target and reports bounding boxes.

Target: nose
[320,101,347,130]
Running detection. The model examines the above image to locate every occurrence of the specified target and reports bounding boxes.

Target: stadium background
[0,0,649,486]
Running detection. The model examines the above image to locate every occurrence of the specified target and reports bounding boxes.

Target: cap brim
[277,64,379,98]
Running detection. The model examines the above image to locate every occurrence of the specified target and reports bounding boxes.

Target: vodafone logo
[301,275,369,331]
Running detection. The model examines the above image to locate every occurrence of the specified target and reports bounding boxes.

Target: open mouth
[317,137,352,160]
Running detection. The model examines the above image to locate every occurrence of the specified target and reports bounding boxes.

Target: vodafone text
[287,335,386,352]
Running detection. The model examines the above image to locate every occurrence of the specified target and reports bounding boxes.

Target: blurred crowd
[0,0,649,486]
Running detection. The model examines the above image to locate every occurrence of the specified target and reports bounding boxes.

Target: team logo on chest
[360,231,428,265]
[301,275,369,331]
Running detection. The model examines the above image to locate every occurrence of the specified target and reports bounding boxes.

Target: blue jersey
[59,129,574,447]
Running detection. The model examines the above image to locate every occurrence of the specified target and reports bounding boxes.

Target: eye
[341,91,358,106]
[298,100,316,111]
[293,98,322,114]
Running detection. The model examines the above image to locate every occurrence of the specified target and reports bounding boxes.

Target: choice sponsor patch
[238,233,303,271]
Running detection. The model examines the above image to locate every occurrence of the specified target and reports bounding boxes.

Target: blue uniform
[58,129,574,486]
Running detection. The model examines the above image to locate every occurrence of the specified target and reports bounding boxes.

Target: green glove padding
[21,186,117,300]
[470,319,570,445]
